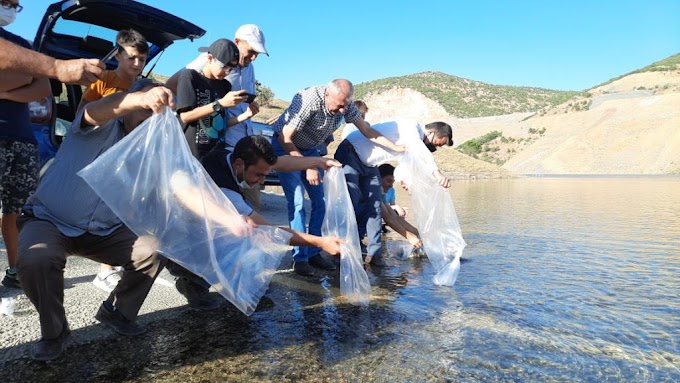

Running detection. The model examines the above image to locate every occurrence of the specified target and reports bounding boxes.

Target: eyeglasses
[0,0,22,12]
[212,56,238,69]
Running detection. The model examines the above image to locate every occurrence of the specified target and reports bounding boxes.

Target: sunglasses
[0,0,22,12]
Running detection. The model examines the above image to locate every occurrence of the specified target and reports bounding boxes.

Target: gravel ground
[0,191,294,365]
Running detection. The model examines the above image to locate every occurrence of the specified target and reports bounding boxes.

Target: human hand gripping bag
[395,140,466,286]
[78,107,292,315]
[321,167,371,305]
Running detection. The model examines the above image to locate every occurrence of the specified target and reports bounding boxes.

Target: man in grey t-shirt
[17,79,174,362]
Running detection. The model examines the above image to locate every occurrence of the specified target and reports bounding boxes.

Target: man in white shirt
[336,119,453,266]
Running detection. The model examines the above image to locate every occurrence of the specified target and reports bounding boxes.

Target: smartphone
[101,46,119,63]
[244,93,257,103]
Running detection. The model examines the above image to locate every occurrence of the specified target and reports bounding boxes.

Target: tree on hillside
[255,81,274,107]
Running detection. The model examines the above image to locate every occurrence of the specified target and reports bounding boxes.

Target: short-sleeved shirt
[175,69,231,157]
[383,187,396,205]
[185,55,256,150]
[81,70,133,103]
[271,86,362,150]
[0,28,36,144]
[25,110,126,237]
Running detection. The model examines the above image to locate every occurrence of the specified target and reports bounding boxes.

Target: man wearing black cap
[175,38,251,159]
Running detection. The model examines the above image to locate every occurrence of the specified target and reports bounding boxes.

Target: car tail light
[29,96,53,124]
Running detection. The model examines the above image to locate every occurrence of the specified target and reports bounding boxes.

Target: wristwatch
[212,101,223,114]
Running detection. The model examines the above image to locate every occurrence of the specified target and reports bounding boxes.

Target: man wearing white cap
[166,24,268,209]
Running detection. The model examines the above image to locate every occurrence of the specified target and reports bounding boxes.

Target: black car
[29,0,205,171]
[250,120,280,186]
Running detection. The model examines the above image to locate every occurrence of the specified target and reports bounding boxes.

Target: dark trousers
[334,140,383,259]
[17,215,164,339]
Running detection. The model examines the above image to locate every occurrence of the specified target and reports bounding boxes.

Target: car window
[53,19,118,47]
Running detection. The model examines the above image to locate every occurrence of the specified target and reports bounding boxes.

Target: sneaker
[175,277,223,311]
[2,267,20,289]
[308,254,336,271]
[293,261,315,276]
[30,322,71,362]
[92,269,122,293]
[95,302,146,336]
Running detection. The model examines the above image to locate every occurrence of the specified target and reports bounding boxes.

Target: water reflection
[3,178,679,382]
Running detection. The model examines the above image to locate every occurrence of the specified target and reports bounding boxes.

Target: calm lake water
[5,177,679,382]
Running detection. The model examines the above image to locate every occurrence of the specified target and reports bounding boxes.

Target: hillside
[464,55,680,174]
[241,53,680,176]
[354,71,579,118]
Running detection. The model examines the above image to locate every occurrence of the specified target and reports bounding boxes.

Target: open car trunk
[33,0,205,63]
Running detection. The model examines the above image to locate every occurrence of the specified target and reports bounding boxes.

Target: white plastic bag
[78,107,292,315]
[322,167,371,305]
[396,141,466,286]
[0,297,15,316]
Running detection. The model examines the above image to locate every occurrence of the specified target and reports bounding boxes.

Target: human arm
[433,169,451,188]
[226,102,258,127]
[0,38,103,85]
[177,87,246,125]
[0,77,50,103]
[391,204,407,218]
[245,210,341,254]
[0,71,32,92]
[272,156,341,172]
[381,203,421,248]
[83,86,175,127]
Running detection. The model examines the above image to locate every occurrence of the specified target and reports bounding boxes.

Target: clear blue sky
[9,0,680,101]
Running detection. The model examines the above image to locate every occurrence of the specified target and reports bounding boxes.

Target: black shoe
[95,302,146,336]
[366,256,389,268]
[308,254,336,271]
[382,224,389,234]
[30,323,71,362]
[175,277,223,311]
[293,261,315,276]
[256,295,275,311]
[2,268,21,289]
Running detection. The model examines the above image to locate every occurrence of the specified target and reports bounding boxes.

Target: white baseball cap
[234,24,268,56]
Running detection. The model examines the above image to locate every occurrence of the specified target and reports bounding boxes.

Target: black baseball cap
[198,38,239,65]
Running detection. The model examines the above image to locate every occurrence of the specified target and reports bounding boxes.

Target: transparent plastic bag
[396,141,466,286]
[321,167,371,305]
[78,107,292,315]
[386,241,415,260]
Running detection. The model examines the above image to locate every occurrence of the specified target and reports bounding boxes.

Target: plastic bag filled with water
[78,107,292,315]
[395,140,466,286]
[322,167,371,305]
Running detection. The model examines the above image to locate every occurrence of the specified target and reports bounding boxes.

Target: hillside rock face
[502,92,680,174]
[362,88,453,123]
[501,70,680,175]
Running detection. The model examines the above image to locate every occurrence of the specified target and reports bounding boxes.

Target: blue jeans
[272,138,325,262]
[334,140,383,259]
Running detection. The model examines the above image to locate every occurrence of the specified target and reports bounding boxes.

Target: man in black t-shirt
[168,136,345,310]
[175,38,252,159]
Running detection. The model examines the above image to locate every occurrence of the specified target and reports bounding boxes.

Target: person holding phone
[71,29,151,293]
[76,29,149,113]
[165,25,268,209]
